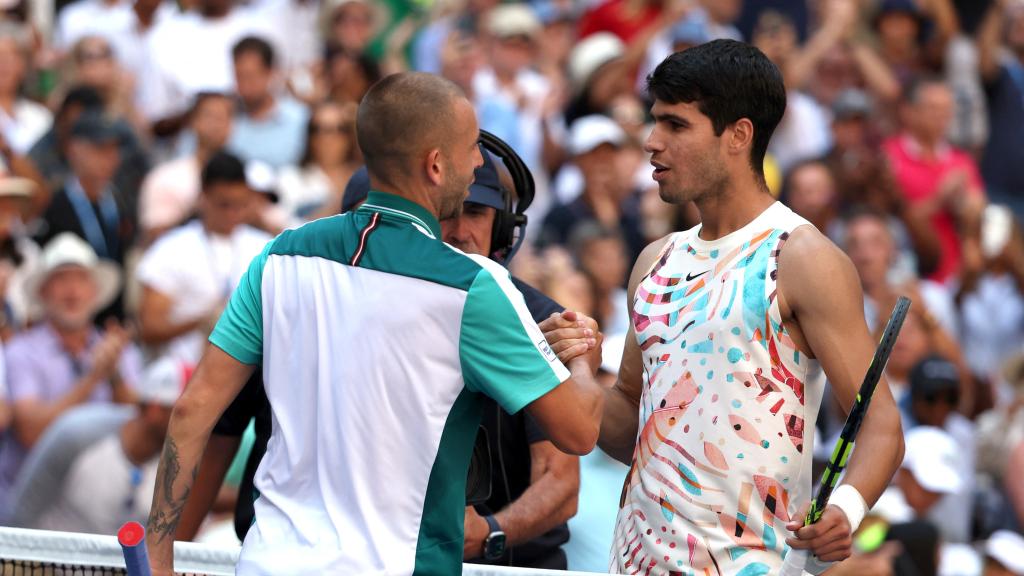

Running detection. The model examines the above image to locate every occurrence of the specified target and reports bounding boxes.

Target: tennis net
[0,527,600,575]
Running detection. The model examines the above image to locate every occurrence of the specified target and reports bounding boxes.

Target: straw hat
[23,233,121,319]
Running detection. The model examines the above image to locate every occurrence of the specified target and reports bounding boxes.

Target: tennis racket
[779,295,911,576]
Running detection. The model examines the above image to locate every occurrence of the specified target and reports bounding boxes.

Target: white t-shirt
[54,0,129,50]
[35,434,159,536]
[137,9,274,121]
[960,273,1024,379]
[276,164,333,222]
[0,100,52,155]
[135,220,271,364]
[138,156,200,233]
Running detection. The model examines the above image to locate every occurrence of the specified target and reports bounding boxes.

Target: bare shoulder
[628,234,674,297]
[778,224,863,316]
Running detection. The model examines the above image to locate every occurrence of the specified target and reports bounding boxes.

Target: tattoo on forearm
[147,437,198,544]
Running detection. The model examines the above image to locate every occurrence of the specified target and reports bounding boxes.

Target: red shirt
[882,135,985,283]
[578,0,662,43]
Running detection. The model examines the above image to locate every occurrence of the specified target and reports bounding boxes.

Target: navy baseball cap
[340,145,505,213]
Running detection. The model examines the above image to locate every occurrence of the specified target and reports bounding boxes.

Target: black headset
[478,130,534,263]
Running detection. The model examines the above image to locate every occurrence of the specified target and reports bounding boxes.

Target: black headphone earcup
[490,207,514,259]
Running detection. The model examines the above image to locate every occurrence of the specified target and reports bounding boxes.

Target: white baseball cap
[986,530,1024,574]
[568,114,626,157]
[902,426,963,495]
[137,357,193,407]
[568,32,625,92]
[485,4,541,39]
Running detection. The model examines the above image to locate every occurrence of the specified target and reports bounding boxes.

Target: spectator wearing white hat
[0,232,140,500]
[136,151,270,366]
[539,115,646,265]
[473,3,561,223]
[874,426,964,527]
[16,356,190,536]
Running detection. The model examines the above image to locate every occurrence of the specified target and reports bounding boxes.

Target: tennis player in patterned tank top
[591,41,906,575]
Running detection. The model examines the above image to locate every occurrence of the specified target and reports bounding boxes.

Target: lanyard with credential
[66,180,120,260]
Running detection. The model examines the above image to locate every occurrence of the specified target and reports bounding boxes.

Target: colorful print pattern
[611,204,825,575]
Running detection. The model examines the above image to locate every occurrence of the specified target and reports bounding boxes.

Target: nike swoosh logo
[685,270,709,281]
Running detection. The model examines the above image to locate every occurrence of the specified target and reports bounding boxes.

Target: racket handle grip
[780,549,833,576]
[118,521,152,576]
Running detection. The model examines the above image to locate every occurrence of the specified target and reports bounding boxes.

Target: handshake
[539,310,604,375]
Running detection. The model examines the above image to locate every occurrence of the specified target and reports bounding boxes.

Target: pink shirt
[882,135,985,283]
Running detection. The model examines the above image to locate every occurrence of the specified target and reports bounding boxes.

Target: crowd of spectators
[0,0,1022,573]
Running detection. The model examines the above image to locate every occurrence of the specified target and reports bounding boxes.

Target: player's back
[215,193,567,575]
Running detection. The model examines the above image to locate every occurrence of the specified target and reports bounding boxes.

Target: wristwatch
[482,514,506,561]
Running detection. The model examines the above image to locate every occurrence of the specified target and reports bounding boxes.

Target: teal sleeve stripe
[209,241,273,365]
[459,267,566,414]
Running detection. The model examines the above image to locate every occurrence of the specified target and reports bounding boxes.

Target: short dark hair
[58,85,104,119]
[201,150,247,190]
[191,91,232,115]
[903,75,948,104]
[232,36,275,69]
[356,72,464,182]
[646,39,786,176]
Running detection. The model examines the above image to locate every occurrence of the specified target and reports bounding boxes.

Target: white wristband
[829,484,868,533]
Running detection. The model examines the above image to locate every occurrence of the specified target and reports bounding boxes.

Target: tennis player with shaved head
[146,72,604,575]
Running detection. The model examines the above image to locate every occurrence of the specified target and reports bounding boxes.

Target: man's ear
[426,148,444,187]
[728,118,755,157]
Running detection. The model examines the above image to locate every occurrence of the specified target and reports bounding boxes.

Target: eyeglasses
[922,390,959,405]
[311,123,350,135]
[77,48,113,63]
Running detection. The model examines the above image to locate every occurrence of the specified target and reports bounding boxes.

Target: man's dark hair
[191,91,232,115]
[841,204,890,229]
[58,85,104,119]
[902,75,947,105]
[646,39,786,177]
[232,35,275,69]
[201,150,247,190]
[356,72,464,183]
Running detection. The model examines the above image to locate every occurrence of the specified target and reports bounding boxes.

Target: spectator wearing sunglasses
[276,101,359,224]
[905,355,976,543]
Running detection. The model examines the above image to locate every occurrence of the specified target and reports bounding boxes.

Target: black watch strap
[483,514,501,535]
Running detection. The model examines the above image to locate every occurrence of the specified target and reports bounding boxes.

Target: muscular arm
[779,227,905,509]
[175,434,241,541]
[526,356,604,456]
[146,345,253,574]
[599,236,671,464]
[494,441,579,545]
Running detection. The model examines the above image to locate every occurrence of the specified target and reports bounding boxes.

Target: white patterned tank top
[611,202,827,575]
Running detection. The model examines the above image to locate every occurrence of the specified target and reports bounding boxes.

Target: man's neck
[120,419,164,466]
[369,183,442,222]
[78,178,107,201]
[693,179,776,241]
[243,95,276,121]
[905,132,944,159]
[52,322,91,355]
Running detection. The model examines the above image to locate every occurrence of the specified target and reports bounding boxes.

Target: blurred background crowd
[0,0,1021,573]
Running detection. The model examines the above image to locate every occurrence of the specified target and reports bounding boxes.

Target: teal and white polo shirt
[209,191,570,575]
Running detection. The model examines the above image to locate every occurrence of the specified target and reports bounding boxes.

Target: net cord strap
[0,527,601,575]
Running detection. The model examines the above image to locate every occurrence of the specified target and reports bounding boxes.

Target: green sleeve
[209,242,272,365]
[459,266,570,414]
